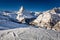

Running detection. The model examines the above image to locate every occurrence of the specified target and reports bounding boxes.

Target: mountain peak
[17,6,24,14]
[48,7,60,14]
[51,7,60,13]
[19,6,24,11]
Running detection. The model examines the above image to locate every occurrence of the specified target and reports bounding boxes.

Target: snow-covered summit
[16,6,37,23]
[0,6,60,31]
[16,6,24,15]
[46,7,60,14]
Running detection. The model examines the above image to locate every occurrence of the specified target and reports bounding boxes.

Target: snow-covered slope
[0,10,35,30]
[0,15,29,30]
[0,28,60,40]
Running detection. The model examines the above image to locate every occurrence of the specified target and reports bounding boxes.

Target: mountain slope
[0,28,60,40]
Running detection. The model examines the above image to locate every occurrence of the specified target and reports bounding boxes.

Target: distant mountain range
[0,6,60,40]
[0,6,60,31]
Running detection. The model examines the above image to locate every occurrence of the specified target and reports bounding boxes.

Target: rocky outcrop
[52,21,60,31]
[16,6,36,23]
[30,12,52,29]
[51,14,60,26]
[49,7,60,14]
[30,8,60,30]
[16,6,25,23]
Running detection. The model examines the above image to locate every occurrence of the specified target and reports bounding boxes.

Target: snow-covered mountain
[0,6,60,31]
[16,6,40,23]
[0,6,60,40]
[0,6,40,30]
[30,7,60,31]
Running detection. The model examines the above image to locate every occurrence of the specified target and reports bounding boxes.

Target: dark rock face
[25,18,36,24]
[52,21,60,31]
[54,8,60,13]
[51,14,60,25]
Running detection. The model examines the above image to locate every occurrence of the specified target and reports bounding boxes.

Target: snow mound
[0,28,60,40]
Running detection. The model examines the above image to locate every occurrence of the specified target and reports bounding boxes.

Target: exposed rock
[30,14,43,26]
[49,8,57,14]
[52,21,60,32]
[49,7,60,14]
[16,6,36,23]
[16,6,24,15]
[16,6,25,23]
[16,6,24,22]
[53,7,60,13]
[30,12,52,29]
[30,9,60,30]
[51,14,60,26]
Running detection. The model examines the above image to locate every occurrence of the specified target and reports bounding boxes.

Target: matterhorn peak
[17,6,24,15]
[16,6,25,22]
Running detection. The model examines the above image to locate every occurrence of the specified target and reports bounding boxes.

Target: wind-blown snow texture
[0,28,60,40]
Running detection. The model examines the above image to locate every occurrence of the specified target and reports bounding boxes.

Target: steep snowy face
[34,12,41,16]
[22,10,35,18]
[30,8,60,29]
[16,6,36,23]
[49,9,56,14]
[30,12,52,28]
[16,6,24,15]
[53,7,60,13]
[49,7,60,14]
[41,12,51,23]
[16,6,24,22]
[52,21,60,31]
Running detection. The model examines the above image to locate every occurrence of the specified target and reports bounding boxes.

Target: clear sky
[0,0,60,11]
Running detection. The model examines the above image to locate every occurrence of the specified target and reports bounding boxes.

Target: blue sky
[0,0,60,11]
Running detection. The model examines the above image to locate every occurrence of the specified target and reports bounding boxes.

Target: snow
[30,7,60,31]
[0,28,60,40]
[0,6,60,40]
[0,7,60,30]
[16,6,37,23]
[0,20,29,29]
[0,12,31,30]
